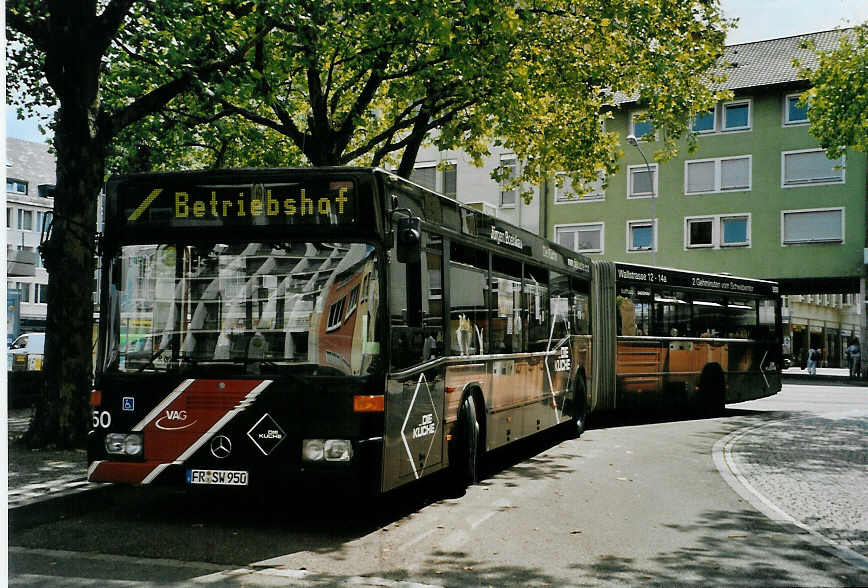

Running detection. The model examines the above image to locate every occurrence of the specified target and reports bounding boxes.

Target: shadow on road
[570,508,868,586]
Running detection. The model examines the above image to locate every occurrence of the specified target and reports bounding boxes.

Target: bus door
[381,231,446,492]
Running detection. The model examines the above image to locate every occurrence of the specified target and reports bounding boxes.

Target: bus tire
[453,394,481,489]
[699,363,725,416]
[567,375,589,438]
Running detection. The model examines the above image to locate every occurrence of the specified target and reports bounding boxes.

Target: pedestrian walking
[807,347,818,376]
[846,338,861,379]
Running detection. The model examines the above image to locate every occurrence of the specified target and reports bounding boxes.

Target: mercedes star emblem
[210,435,232,459]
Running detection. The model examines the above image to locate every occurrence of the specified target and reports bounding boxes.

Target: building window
[627,164,658,199]
[630,112,655,141]
[691,108,716,133]
[555,223,604,254]
[687,218,714,248]
[685,155,751,194]
[782,208,844,245]
[35,211,53,234]
[784,93,809,125]
[17,209,33,231]
[499,154,518,207]
[16,282,31,302]
[782,149,845,187]
[554,171,605,203]
[442,161,457,198]
[627,220,656,252]
[6,207,12,228]
[722,100,751,131]
[410,162,436,191]
[36,284,49,304]
[721,216,749,246]
[686,214,751,249]
[7,178,28,195]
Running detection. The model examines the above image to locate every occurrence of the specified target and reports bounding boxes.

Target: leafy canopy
[107,1,731,199]
[798,24,868,160]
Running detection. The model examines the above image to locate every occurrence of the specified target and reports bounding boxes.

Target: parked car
[8,332,45,371]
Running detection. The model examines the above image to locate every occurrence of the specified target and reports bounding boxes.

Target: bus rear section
[590,261,782,414]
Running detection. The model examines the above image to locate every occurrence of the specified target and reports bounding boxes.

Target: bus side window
[389,232,443,370]
[492,255,523,353]
[571,277,590,335]
[449,242,489,356]
[524,265,549,351]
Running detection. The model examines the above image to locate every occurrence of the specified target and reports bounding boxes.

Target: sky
[5,0,868,144]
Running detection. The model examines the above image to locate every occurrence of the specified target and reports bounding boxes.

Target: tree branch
[95,0,136,57]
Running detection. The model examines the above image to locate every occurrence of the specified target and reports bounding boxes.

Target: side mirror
[396,216,421,263]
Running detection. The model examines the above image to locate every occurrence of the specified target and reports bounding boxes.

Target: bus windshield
[104,241,380,376]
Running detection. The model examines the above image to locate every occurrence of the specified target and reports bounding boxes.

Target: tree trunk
[23,2,107,449]
[24,117,105,449]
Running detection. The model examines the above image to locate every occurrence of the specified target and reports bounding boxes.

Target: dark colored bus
[88,167,780,494]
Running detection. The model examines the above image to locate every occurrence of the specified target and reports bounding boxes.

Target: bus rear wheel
[698,364,725,416]
[452,395,480,490]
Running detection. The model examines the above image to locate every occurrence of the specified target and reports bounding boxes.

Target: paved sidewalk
[7,408,103,511]
[725,413,868,555]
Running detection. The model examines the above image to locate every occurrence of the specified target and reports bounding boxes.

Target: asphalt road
[9,382,868,586]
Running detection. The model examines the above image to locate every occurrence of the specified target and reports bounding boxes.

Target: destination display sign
[117,178,357,228]
[615,263,779,296]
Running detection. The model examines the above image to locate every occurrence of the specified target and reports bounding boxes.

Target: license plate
[186,469,248,486]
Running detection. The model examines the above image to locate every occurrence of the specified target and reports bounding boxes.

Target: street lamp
[626,134,656,266]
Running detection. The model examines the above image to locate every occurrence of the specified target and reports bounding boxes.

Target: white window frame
[781,148,845,188]
[783,93,809,126]
[7,178,28,195]
[554,222,604,254]
[684,155,752,195]
[685,216,715,249]
[721,99,752,132]
[781,208,845,246]
[627,164,658,199]
[691,106,717,134]
[17,209,33,231]
[684,214,752,249]
[719,214,751,247]
[629,111,657,142]
[553,171,605,204]
[626,219,657,252]
[499,154,518,208]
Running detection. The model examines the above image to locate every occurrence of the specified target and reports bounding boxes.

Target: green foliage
[105,0,730,200]
[797,24,868,160]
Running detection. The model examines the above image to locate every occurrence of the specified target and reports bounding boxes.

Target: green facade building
[544,30,866,368]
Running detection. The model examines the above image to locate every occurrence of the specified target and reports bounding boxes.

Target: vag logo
[155,409,198,431]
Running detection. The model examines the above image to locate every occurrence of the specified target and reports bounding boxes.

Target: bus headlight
[302,439,324,461]
[324,439,353,462]
[105,433,144,456]
[302,439,353,462]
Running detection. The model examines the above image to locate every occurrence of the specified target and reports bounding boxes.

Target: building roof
[615,28,852,105]
[6,137,56,189]
[715,28,850,92]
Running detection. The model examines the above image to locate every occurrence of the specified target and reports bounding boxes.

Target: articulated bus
[88,168,781,494]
